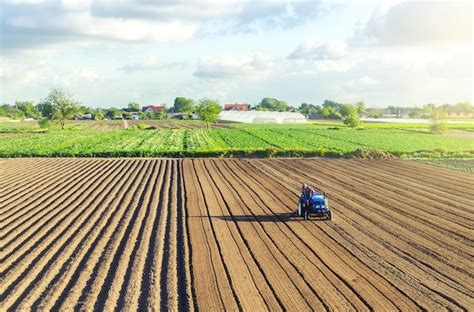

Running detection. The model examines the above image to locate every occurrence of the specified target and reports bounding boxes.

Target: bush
[38,118,50,129]
[429,109,447,134]
[430,122,447,134]
[343,112,361,128]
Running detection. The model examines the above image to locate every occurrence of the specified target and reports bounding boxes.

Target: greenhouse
[219,111,307,124]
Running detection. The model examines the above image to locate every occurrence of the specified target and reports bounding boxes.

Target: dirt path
[0,158,472,311]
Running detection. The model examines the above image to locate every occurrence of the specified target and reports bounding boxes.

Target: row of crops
[0,125,472,157]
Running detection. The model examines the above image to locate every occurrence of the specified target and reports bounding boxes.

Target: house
[130,112,140,120]
[224,103,249,111]
[142,105,165,113]
[445,106,474,118]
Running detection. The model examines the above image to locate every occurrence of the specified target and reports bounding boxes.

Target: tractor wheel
[297,202,302,217]
[304,207,309,220]
[327,210,332,220]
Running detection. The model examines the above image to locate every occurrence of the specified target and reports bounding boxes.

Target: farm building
[219,111,307,124]
[224,103,249,111]
[142,105,165,113]
[445,106,474,118]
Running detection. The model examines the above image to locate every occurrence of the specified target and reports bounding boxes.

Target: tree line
[0,88,223,129]
[2,88,471,130]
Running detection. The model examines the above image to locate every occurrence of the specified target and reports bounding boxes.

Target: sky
[0,0,472,108]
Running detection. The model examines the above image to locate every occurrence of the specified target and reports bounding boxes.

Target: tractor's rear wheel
[327,210,332,220]
[297,202,302,217]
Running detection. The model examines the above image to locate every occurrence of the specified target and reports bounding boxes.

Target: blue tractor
[296,186,331,220]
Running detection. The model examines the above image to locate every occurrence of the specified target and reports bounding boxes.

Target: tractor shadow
[212,212,328,222]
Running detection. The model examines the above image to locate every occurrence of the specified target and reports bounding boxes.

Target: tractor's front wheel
[297,202,302,217]
[304,206,309,220]
[326,210,332,220]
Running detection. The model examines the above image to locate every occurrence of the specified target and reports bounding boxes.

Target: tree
[5,106,25,120]
[174,97,195,113]
[429,108,447,134]
[158,109,167,120]
[365,107,384,118]
[106,107,122,119]
[94,108,105,120]
[339,104,358,118]
[343,111,361,127]
[36,101,54,119]
[322,100,343,111]
[422,103,436,113]
[128,102,140,112]
[355,101,365,115]
[43,88,80,129]
[454,101,472,111]
[321,107,342,119]
[196,98,222,128]
[299,103,320,115]
[408,107,424,118]
[260,97,288,111]
[16,101,39,119]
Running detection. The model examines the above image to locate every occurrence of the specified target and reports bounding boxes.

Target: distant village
[83,101,474,121]
[1,95,472,123]
[120,103,252,121]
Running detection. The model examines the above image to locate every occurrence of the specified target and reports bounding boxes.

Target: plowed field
[1,159,472,311]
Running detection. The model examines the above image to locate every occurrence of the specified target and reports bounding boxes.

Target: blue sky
[0,0,472,108]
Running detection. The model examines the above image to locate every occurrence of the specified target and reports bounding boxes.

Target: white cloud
[1,0,327,53]
[4,0,45,3]
[356,1,472,46]
[78,17,196,43]
[194,53,276,79]
[120,57,189,73]
[357,76,379,85]
[1,1,197,52]
[288,40,347,60]
[344,76,380,92]
[72,69,100,81]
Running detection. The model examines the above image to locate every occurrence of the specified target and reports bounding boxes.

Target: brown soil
[0,159,472,311]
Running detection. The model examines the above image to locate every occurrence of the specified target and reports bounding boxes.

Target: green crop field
[0,121,472,158]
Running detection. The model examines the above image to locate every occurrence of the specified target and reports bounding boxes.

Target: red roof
[143,105,165,112]
[224,103,249,111]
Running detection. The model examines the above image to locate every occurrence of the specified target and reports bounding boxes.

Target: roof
[143,105,165,112]
[224,103,249,111]
[445,107,473,113]
[219,111,307,124]
[312,194,326,202]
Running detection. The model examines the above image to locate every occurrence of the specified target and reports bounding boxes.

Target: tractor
[296,186,331,220]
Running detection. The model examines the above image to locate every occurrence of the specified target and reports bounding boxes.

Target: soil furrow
[0,160,126,308]
[9,160,135,310]
[50,160,145,310]
[0,160,104,239]
[252,160,470,310]
[0,159,83,209]
[1,158,471,311]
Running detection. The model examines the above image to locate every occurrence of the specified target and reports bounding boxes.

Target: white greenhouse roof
[219,111,307,124]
